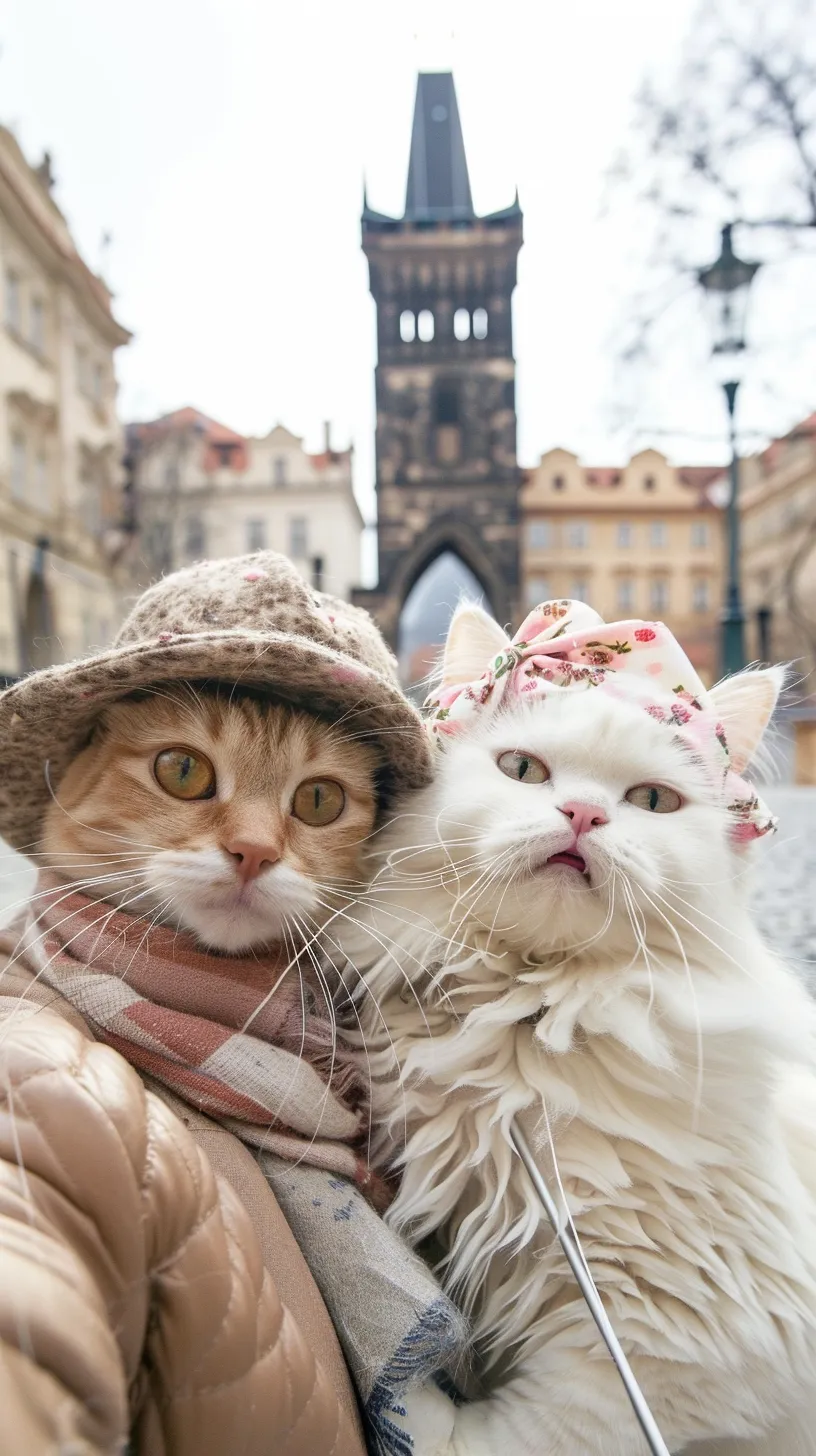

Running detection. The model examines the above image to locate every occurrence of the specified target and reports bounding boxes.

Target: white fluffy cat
[338,602,816,1456]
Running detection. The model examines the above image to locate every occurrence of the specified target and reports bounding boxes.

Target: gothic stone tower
[353,72,523,646]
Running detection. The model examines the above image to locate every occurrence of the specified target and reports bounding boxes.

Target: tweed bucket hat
[0,550,433,855]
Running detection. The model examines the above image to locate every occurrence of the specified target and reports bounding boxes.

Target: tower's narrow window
[434,387,459,425]
[434,385,460,464]
[453,308,471,342]
[417,309,435,342]
[399,310,416,343]
[472,307,488,340]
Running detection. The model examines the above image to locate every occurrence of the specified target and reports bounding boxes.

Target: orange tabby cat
[40,683,380,953]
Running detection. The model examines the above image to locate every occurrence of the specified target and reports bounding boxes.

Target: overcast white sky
[4,0,816,545]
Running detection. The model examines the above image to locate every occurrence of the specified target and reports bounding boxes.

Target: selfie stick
[509,1118,671,1456]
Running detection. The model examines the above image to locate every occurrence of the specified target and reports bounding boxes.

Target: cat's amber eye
[497,751,550,784]
[292,779,346,826]
[625,784,682,814]
[154,748,216,801]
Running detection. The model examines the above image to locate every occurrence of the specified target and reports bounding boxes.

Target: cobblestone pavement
[0,787,813,973]
[752,787,816,985]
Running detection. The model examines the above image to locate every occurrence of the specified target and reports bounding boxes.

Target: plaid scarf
[20,873,388,1206]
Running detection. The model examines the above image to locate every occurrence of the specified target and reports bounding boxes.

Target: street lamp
[697,224,760,676]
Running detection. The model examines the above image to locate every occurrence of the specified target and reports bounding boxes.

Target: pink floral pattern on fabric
[424,599,777,845]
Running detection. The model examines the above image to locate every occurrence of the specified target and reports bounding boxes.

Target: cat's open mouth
[546,851,588,875]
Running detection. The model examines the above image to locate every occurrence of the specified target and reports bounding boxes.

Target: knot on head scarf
[425,599,777,844]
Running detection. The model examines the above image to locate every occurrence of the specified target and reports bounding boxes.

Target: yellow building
[521,448,723,682]
[740,413,816,674]
[0,128,131,677]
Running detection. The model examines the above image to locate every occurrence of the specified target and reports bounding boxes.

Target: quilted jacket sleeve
[0,987,362,1456]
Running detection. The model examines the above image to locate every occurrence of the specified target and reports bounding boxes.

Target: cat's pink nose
[558,801,609,837]
[223,839,281,883]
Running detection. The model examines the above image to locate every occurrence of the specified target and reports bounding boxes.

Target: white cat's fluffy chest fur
[336,631,816,1456]
[356,889,816,1454]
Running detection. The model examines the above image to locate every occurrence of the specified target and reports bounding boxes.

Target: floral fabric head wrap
[426,599,776,844]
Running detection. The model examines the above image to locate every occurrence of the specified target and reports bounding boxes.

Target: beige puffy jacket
[0,958,367,1456]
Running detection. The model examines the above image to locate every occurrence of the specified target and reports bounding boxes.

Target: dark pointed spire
[404,73,474,223]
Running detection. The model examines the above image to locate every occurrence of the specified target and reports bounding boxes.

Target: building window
[643,475,656,491]
[34,451,48,511]
[185,516,206,562]
[472,307,488,340]
[417,309,435,342]
[164,463,180,489]
[288,516,308,558]
[30,297,45,353]
[617,576,635,613]
[453,308,470,341]
[690,520,709,548]
[434,387,459,425]
[571,578,589,602]
[434,385,461,463]
[650,578,669,613]
[10,432,26,500]
[553,474,565,490]
[527,520,551,549]
[399,309,416,343]
[81,474,101,535]
[146,520,173,576]
[75,344,88,392]
[649,521,667,548]
[5,271,21,332]
[567,520,589,548]
[692,578,710,613]
[246,519,266,553]
[92,362,104,401]
[617,521,633,548]
[273,455,287,486]
[526,576,550,607]
[215,443,235,468]
[312,555,325,591]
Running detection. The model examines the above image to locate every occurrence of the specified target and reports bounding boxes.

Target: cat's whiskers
[255,914,331,1147]
[313,915,416,1153]
[305,914,378,1140]
[0,865,147,918]
[636,884,706,1123]
[0,878,158,1051]
[0,868,151,979]
[115,894,177,985]
[311,891,457,1025]
[618,873,659,1021]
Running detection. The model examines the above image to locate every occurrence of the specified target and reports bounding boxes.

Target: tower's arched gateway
[352,72,523,674]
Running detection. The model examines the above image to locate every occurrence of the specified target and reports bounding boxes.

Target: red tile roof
[132,407,248,472]
[760,411,816,471]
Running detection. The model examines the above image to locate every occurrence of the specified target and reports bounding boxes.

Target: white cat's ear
[707,665,787,772]
[440,603,510,688]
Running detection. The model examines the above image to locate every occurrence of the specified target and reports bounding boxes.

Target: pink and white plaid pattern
[425,599,776,844]
[23,874,389,1206]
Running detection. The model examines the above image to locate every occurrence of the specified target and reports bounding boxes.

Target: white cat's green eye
[154,748,216,801]
[625,784,682,814]
[497,751,550,784]
[292,778,346,826]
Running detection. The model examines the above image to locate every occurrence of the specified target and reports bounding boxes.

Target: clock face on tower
[356,71,523,647]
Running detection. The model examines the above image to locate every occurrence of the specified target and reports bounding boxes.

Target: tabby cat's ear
[707,665,786,772]
[440,604,510,688]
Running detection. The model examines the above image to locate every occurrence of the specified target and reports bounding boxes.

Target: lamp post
[697,224,760,676]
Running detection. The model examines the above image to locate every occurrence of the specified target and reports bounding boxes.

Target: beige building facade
[521,448,723,682]
[0,128,131,677]
[740,413,816,674]
[130,410,363,602]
